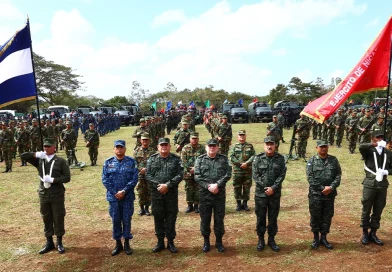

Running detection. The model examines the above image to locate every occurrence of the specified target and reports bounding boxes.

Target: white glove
[41,175,54,183]
[377,140,387,148]
[383,170,389,176]
[35,151,46,159]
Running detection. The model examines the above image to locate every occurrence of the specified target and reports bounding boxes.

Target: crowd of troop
[4,106,391,258]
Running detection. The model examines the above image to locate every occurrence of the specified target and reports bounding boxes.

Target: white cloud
[272,48,287,56]
[366,18,379,28]
[294,69,312,83]
[152,10,187,27]
[0,0,24,21]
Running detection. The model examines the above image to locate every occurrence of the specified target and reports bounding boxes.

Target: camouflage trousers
[136,178,151,206]
[321,128,328,142]
[348,132,358,152]
[2,146,13,169]
[219,141,230,156]
[184,178,199,204]
[232,173,252,201]
[308,196,334,233]
[312,126,318,139]
[361,187,387,230]
[17,143,29,162]
[199,194,226,237]
[88,146,98,162]
[359,132,371,144]
[255,196,280,237]
[335,129,344,146]
[327,129,335,145]
[297,137,308,157]
[31,139,42,152]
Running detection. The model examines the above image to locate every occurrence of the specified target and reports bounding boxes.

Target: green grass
[1,123,392,271]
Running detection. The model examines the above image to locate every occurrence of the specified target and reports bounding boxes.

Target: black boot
[311,232,320,249]
[167,239,178,253]
[90,161,94,166]
[124,239,133,255]
[320,233,333,249]
[194,204,199,213]
[243,201,250,211]
[202,235,210,253]
[215,236,225,252]
[138,206,145,216]
[282,138,285,143]
[152,238,165,253]
[39,237,55,254]
[111,240,123,256]
[361,228,369,245]
[236,200,242,211]
[257,236,265,251]
[56,236,65,254]
[185,204,194,213]
[268,236,280,252]
[144,205,151,216]
[2,167,9,173]
[369,229,384,246]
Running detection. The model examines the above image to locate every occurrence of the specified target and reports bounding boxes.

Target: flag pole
[27,16,44,150]
[383,27,392,137]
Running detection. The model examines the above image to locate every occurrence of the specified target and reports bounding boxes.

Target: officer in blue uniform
[102,140,138,256]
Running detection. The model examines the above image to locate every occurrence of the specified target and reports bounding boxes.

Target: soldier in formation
[295,114,310,158]
[266,116,281,151]
[84,123,100,166]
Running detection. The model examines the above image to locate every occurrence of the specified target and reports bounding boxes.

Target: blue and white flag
[0,22,36,108]
[189,101,195,107]
[238,98,243,106]
[166,101,172,110]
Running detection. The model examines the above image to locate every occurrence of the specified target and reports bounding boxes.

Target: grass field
[1,123,392,272]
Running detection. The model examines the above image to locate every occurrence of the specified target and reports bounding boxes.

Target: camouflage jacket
[45,125,56,138]
[0,129,13,147]
[181,143,206,178]
[267,122,281,139]
[61,128,77,146]
[15,128,30,145]
[358,116,374,131]
[84,129,100,147]
[146,153,184,199]
[252,152,286,198]
[134,146,156,179]
[30,125,41,141]
[132,126,149,147]
[173,128,193,146]
[306,154,341,198]
[229,142,255,173]
[217,123,232,141]
[295,118,310,137]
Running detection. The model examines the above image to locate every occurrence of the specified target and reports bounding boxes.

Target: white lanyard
[40,159,55,180]
[364,152,386,175]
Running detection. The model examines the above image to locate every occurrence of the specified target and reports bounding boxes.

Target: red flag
[302,17,392,122]
[253,98,258,103]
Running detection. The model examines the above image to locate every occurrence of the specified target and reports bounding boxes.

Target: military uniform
[132,119,148,149]
[358,112,374,143]
[15,125,30,166]
[217,118,232,156]
[295,116,310,158]
[84,125,100,166]
[194,138,232,252]
[252,136,286,251]
[228,130,255,211]
[30,121,42,152]
[134,134,155,215]
[180,132,206,213]
[306,141,341,249]
[346,112,359,153]
[267,118,281,151]
[61,123,77,163]
[146,138,184,252]
[102,140,138,256]
[0,123,14,172]
[173,124,193,153]
[334,110,345,147]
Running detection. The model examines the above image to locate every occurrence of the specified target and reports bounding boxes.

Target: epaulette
[150,153,159,157]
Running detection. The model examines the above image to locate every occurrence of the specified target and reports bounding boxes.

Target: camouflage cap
[272,115,277,118]
[145,116,151,121]
[23,120,28,123]
[141,133,150,140]
[221,115,228,119]
[264,136,275,143]
[43,138,55,146]
[365,108,370,112]
[206,138,218,145]
[372,130,384,137]
[338,108,344,111]
[139,118,145,123]
[114,140,126,147]
[316,140,328,147]
[237,130,246,135]
[378,114,385,119]
[89,123,94,126]
[65,121,71,125]
[182,120,189,125]
[32,118,37,122]
[158,137,170,145]
[190,132,199,138]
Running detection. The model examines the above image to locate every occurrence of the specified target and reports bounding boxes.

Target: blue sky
[0,0,390,99]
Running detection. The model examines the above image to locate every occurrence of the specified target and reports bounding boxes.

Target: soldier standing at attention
[30,118,42,152]
[252,136,286,252]
[295,114,310,158]
[1,122,14,172]
[229,130,255,211]
[359,130,392,246]
[306,140,341,250]
[84,123,100,166]
[15,121,30,166]
[195,138,232,253]
[217,115,232,156]
[61,121,77,162]
[146,138,184,253]
[21,138,71,254]
[102,140,138,256]
[56,119,66,150]
[346,110,359,154]
[134,133,155,216]
[334,108,345,148]
[358,109,373,144]
[277,111,285,143]
[181,132,206,214]
[267,116,281,151]
[173,120,192,153]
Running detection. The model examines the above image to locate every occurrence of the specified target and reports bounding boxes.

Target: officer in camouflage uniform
[306,140,341,250]
[334,108,345,148]
[252,136,286,252]
[134,133,155,216]
[295,114,310,158]
[146,138,184,253]
[346,110,360,154]
[229,130,255,212]
[173,120,193,153]
[56,119,66,150]
[132,118,148,150]
[371,114,385,133]
[358,109,374,143]
[61,121,77,162]
[84,123,100,166]
[30,119,42,152]
[15,121,30,166]
[359,130,392,246]
[0,122,14,172]
[9,121,17,159]
[181,132,206,214]
[217,115,232,156]
[267,116,281,151]
[195,138,232,253]
[386,108,392,141]
[102,140,138,256]
[277,111,285,143]
[327,115,335,145]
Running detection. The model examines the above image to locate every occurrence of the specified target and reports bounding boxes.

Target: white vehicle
[0,109,16,116]
[47,105,70,116]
